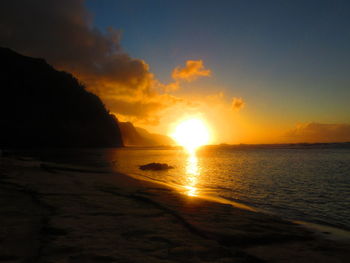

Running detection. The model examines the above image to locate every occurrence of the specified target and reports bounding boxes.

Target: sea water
[108,145,350,230]
[17,145,350,231]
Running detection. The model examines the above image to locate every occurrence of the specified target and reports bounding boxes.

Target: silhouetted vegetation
[0,47,123,147]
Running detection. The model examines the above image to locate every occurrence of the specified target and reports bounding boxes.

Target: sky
[1,0,350,143]
[86,0,350,143]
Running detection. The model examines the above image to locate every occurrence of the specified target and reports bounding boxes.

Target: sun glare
[171,118,210,152]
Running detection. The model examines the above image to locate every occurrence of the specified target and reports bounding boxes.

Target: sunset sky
[1,0,350,144]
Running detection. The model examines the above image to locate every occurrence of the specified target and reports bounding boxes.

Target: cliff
[0,47,123,147]
[118,122,174,146]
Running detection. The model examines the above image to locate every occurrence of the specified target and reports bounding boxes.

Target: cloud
[0,0,159,119]
[231,97,245,111]
[159,60,211,92]
[156,80,180,93]
[104,93,183,125]
[172,60,211,82]
[285,123,350,143]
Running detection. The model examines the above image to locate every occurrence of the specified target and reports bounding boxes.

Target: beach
[1,156,349,263]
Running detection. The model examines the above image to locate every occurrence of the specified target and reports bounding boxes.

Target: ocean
[108,145,350,231]
[15,144,350,231]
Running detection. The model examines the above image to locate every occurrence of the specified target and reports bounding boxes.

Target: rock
[139,163,174,171]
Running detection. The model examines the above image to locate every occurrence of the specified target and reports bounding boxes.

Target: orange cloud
[172,60,211,82]
[231,97,245,111]
[157,81,180,92]
[285,123,350,143]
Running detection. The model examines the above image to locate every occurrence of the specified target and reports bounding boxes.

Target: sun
[171,118,210,153]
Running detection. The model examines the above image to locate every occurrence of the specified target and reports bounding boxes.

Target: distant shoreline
[2,141,350,153]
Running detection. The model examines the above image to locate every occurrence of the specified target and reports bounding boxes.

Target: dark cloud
[0,0,159,120]
[285,123,350,143]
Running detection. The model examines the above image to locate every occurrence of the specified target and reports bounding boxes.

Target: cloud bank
[0,0,163,123]
[0,0,143,87]
[285,123,350,143]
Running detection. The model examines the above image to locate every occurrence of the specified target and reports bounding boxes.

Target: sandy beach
[1,156,349,263]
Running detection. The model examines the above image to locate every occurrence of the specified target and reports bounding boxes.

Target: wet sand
[0,156,349,262]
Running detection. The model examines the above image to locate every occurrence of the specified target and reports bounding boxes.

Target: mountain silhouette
[0,47,123,148]
[118,122,174,146]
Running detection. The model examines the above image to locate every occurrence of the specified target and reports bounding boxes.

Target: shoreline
[4,146,350,234]
[1,155,350,262]
[110,163,350,240]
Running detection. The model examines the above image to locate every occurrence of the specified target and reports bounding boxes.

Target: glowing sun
[171,118,210,152]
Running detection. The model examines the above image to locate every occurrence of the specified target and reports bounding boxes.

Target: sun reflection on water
[184,152,200,196]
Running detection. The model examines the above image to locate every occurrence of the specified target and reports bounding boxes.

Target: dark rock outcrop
[0,47,123,148]
[118,122,174,147]
[139,163,174,171]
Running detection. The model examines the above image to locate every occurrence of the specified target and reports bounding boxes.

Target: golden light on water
[171,118,210,153]
[170,117,209,196]
[184,153,200,196]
